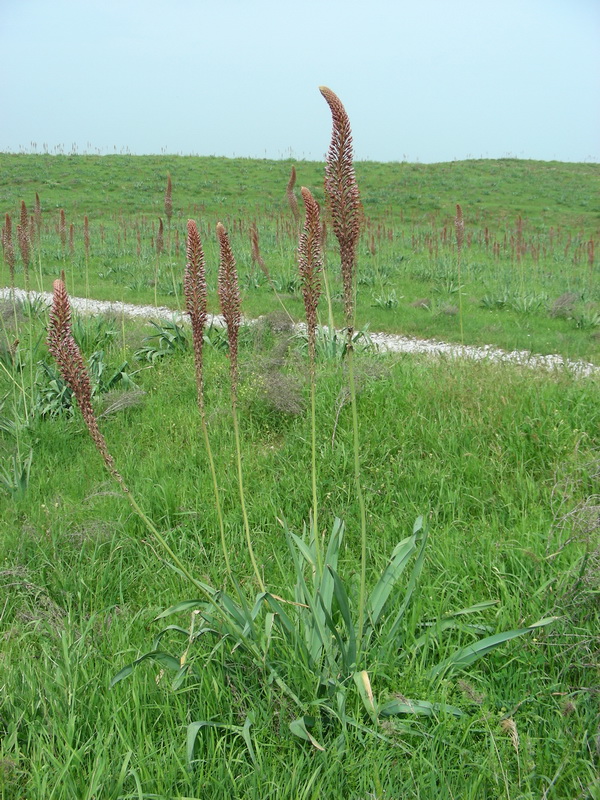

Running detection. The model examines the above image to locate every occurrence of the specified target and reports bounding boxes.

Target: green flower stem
[309,356,322,577]
[231,396,266,593]
[199,406,232,582]
[347,341,368,652]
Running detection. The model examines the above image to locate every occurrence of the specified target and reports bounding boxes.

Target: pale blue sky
[1,0,598,162]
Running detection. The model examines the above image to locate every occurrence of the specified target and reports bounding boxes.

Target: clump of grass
[549,291,580,319]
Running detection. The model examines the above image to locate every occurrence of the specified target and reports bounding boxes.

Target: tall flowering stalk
[184,220,232,581]
[47,277,201,590]
[320,86,367,648]
[217,222,264,592]
[18,201,30,290]
[3,213,15,288]
[165,174,173,254]
[454,203,465,344]
[287,166,300,227]
[84,215,91,297]
[34,193,42,239]
[298,187,323,572]
[59,209,67,253]
[153,217,164,306]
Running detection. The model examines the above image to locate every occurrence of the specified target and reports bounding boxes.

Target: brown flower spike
[156,218,164,255]
[298,187,323,364]
[455,203,464,253]
[216,222,241,394]
[47,277,126,489]
[183,219,208,395]
[164,173,173,223]
[319,86,362,330]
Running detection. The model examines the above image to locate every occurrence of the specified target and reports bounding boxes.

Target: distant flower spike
[156,217,164,255]
[164,173,173,223]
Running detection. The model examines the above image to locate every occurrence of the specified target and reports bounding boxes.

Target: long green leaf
[328,565,357,668]
[289,530,316,569]
[317,598,348,671]
[379,697,464,718]
[385,518,429,641]
[323,517,344,570]
[429,616,558,678]
[366,535,416,626]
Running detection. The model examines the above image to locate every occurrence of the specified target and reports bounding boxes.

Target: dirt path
[2,287,598,378]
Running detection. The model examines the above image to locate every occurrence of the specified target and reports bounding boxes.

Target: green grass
[1,153,599,363]
[0,304,598,799]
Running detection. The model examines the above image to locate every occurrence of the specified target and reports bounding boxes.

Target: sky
[1,0,599,163]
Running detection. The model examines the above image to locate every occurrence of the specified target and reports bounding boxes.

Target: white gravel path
[2,287,598,378]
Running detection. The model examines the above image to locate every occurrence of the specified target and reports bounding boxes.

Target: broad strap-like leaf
[379,697,464,718]
[429,616,558,679]
[318,517,345,615]
[288,530,316,570]
[412,600,500,650]
[412,619,492,651]
[386,518,429,639]
[284,526,330,662]
[366,535,416,626]
[328,565,357,668]
[318,597,348,669]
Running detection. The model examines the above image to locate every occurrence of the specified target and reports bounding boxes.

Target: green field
[0,152,599,799]
[1,153,599,362]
